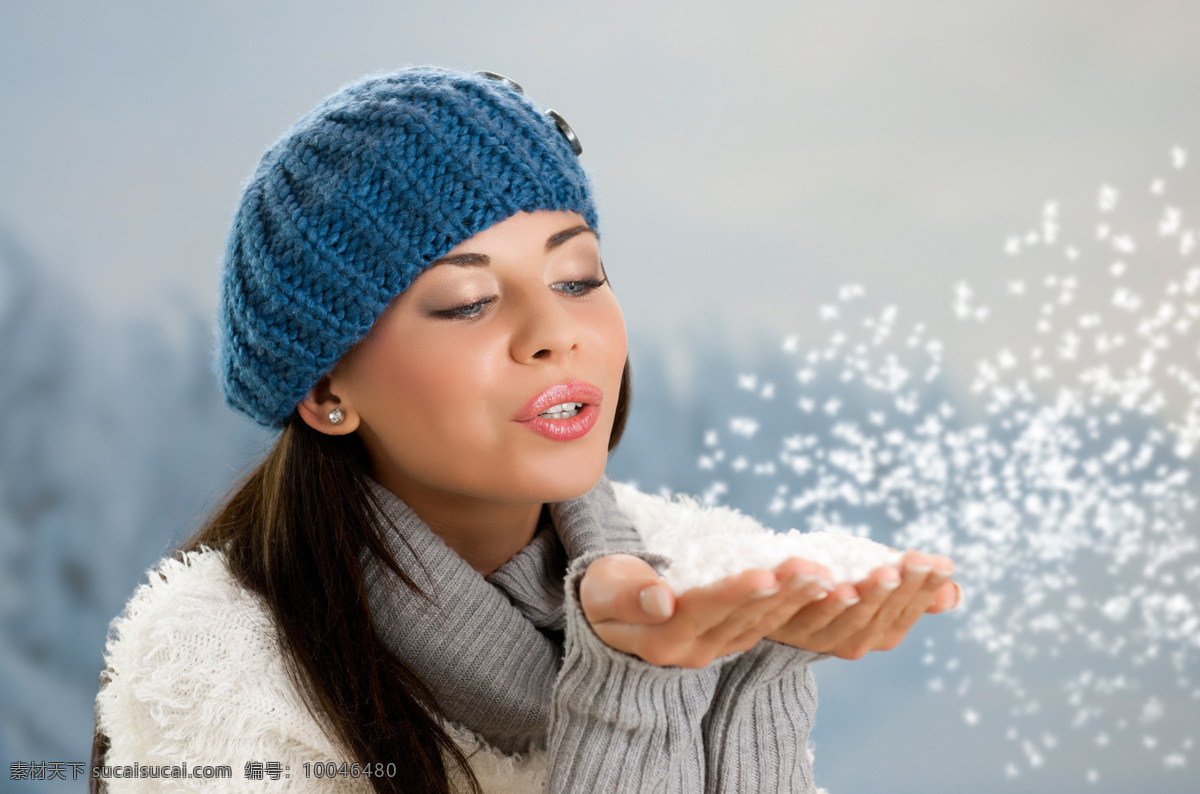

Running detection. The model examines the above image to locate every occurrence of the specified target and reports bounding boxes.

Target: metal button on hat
[475,70,525,95]
[476,71,583,156]
[546,109,582,156]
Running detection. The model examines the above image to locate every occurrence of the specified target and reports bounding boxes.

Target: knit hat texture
[218,67,598,427]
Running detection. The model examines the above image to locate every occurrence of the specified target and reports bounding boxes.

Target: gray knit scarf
[362,477,645,754]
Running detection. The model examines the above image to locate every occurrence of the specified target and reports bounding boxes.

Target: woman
[93,67,958,793]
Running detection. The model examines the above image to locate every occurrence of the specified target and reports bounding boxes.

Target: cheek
[372,337,505,434]
[353,338,513,492]
[593,299,628,377]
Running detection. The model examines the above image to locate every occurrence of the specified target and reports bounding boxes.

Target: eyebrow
[428,224,598,268]
[428,251,490,267]
[545,224,598,252]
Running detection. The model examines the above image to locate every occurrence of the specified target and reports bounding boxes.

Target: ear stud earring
[328,408,345,425]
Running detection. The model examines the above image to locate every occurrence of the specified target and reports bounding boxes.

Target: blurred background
[3,1,1199,791]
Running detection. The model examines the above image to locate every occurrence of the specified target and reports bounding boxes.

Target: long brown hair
[92,360,631,793]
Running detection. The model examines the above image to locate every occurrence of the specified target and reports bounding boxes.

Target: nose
[510,291,580,364]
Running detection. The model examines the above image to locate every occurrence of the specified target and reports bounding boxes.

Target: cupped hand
[767,551,960,660]
[580,554,839,668]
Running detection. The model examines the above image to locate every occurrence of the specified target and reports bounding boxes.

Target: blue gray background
[3,1,1199,791]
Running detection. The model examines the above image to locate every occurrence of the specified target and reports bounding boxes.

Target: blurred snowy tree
[0,225,269,773]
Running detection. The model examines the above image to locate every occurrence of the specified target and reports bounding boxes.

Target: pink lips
[516,381,603,441]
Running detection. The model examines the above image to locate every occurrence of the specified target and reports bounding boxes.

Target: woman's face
[328,210,627,507]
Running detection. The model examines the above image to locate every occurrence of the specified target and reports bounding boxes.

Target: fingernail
[904,563,932,579]
[806,585,830,600]
[877,570,901,591]
[839,593,861,607]
[640,585,672,618]
[789,572,818,590]
[751,585,782,600]
[952,582,964,610]
[817,578,835,591]
[929,569,952,586]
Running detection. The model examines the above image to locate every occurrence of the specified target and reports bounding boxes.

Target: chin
[541,475,606,503]
[506,448,609,504]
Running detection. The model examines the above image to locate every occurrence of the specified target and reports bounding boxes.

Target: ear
[297,375,360,436]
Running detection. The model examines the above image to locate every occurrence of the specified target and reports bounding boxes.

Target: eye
[433,297,494,319]
[554,277,607,297]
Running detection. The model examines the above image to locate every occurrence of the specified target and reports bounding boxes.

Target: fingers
[581,554,675,626]
[702,568,833,653]
[643,563,834,665]
[583,556,795,667]
[674,567,781,637]
[763,575,857,648]
[799,567,901,654]
[772,557,834,591]
[639,584,675,619]
[815,553,945,654]
[870,554,935,617]
[725,576,834,651]
[924,580,963,614]
[677,557,844,658]
[869,552,951,629]
[595,567,782,667]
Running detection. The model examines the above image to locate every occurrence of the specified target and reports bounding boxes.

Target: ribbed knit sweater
[96,480,827,793]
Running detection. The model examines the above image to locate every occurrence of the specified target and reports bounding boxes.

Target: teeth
[539,402,584,419]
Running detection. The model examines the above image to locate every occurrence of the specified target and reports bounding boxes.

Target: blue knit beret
[218,67,598,427]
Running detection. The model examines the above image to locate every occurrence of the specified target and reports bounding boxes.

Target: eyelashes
[432,277,608,320]
[554,277,608,297]
[433,296,494,319]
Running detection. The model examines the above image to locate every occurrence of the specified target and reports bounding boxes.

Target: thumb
[636,583,676,622]
[580,554,676,625]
